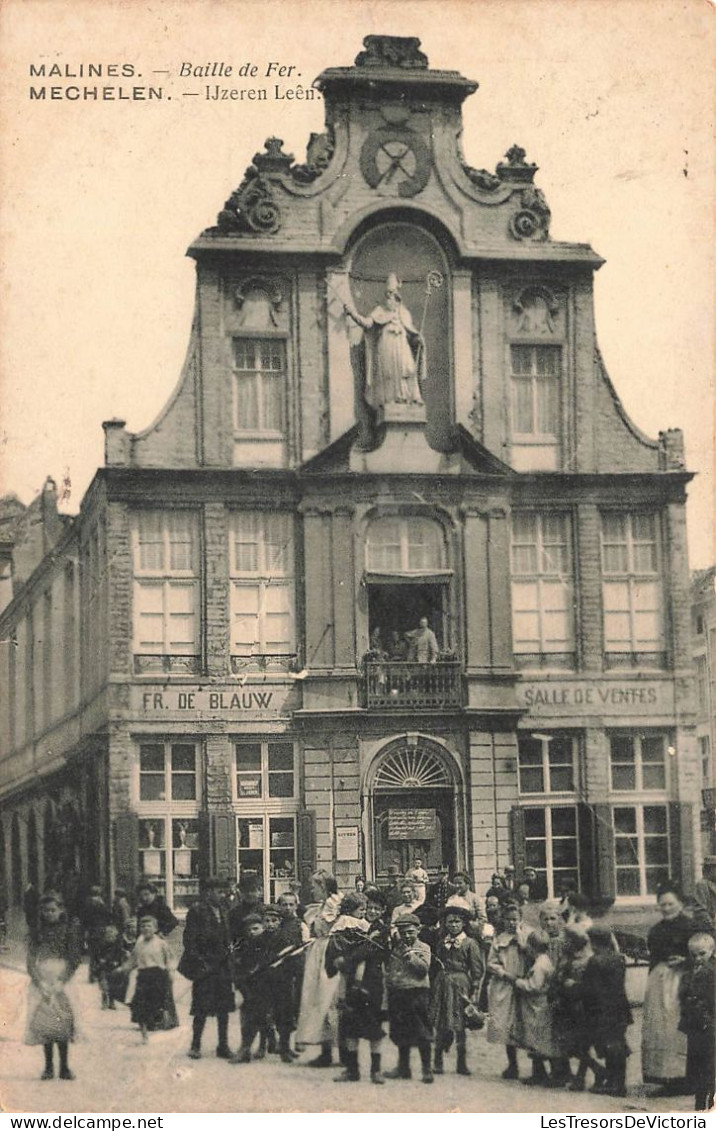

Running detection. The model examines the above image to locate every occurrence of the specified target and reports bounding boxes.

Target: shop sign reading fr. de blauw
[130,683,295,716]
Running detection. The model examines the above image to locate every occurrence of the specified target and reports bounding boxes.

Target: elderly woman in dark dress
[642,882,702,1096]
[178,878,235,1059]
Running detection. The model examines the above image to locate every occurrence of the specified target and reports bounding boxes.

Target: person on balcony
[407,617,439,664]
[388,631,409,662]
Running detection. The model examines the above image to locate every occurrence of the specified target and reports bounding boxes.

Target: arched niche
[347,220,452,447]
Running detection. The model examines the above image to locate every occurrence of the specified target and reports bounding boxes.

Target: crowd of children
[19,868,715,1111]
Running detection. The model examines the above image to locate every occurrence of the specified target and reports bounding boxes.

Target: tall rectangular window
[511,512,574,668]
[233,338,286,433]
[229,512,295,669]
[135,740,201,911]
[132,511,200,674]
[613,804,670,896]
[518,733,577,794]
[609,733,667,792]
[523,806,578,899]
[601,513,665,667]
[511,345,561,470]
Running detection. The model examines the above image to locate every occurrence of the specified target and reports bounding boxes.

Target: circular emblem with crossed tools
[360,129,431,198]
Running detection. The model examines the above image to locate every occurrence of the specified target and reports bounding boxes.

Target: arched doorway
[364,736,465,882]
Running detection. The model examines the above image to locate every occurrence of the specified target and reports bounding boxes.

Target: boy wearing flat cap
[385,913,434,1083]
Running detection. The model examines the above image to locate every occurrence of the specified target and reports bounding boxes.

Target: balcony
[363,659,463,710]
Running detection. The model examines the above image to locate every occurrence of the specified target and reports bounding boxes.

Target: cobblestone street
[0,952,699,1116]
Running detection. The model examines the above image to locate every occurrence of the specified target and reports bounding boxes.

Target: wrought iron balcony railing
[363,659,463,709]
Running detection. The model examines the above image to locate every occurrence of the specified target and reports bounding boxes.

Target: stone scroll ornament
[509,186,552,241]
[217,137,293,235]
[217,172,282,235]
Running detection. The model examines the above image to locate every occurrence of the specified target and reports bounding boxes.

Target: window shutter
[509,806,526,877]
[577,803,596,897]
[593,803,616,899]
[114,812,139,893]
[298,810,316,884]
[198,810,211,880]
[197,811,236,882]
[212,812,237,883]
[668,802,694,894]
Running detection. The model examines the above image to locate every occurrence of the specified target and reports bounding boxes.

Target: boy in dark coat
[82,886,111,983]
[272,894,309,1061]
[583,924,633,1097]
[679,932,715,1112]
[229,913,270,1064]
[385,913,434,1084]
[179,878,235,1059]
[95,924,126,1009]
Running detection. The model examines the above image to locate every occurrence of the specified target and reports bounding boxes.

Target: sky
[0,0,713,566]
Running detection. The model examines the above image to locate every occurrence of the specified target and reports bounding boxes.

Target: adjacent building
[0,36,701,926]
[691,567,716,856]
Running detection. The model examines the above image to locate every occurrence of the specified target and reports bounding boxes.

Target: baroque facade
[0,36,700,922]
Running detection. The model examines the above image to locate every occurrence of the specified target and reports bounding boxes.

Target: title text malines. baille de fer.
[27,60,317,102]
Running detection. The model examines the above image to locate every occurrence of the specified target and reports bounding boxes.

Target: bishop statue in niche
[344,272,426,409]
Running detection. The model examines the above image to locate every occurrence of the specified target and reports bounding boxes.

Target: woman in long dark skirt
[642,882,701,1096]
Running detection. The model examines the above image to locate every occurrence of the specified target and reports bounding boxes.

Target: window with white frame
[237,815,297,903]
[511,344,561,453]
[613,804,670,896]
[132,511,200,674]
[235,740,295,800]
[229,512,295,669]
[234,738,297,902]
[366,516,445,573]
[518,733,577,793]
[601,513,665,667]
[232,338,286,434]
[523,806,579,899]
[511,512,575,667]
[609,733,667,792]
[135,741,201,911]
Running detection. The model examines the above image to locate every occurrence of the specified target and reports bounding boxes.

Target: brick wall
[106,502,132,677]
[204,503,229,678]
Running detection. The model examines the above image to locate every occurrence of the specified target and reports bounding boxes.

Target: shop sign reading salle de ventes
[517,678,674,716]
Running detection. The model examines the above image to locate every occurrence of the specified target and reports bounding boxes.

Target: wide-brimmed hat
[442,904,472,923]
